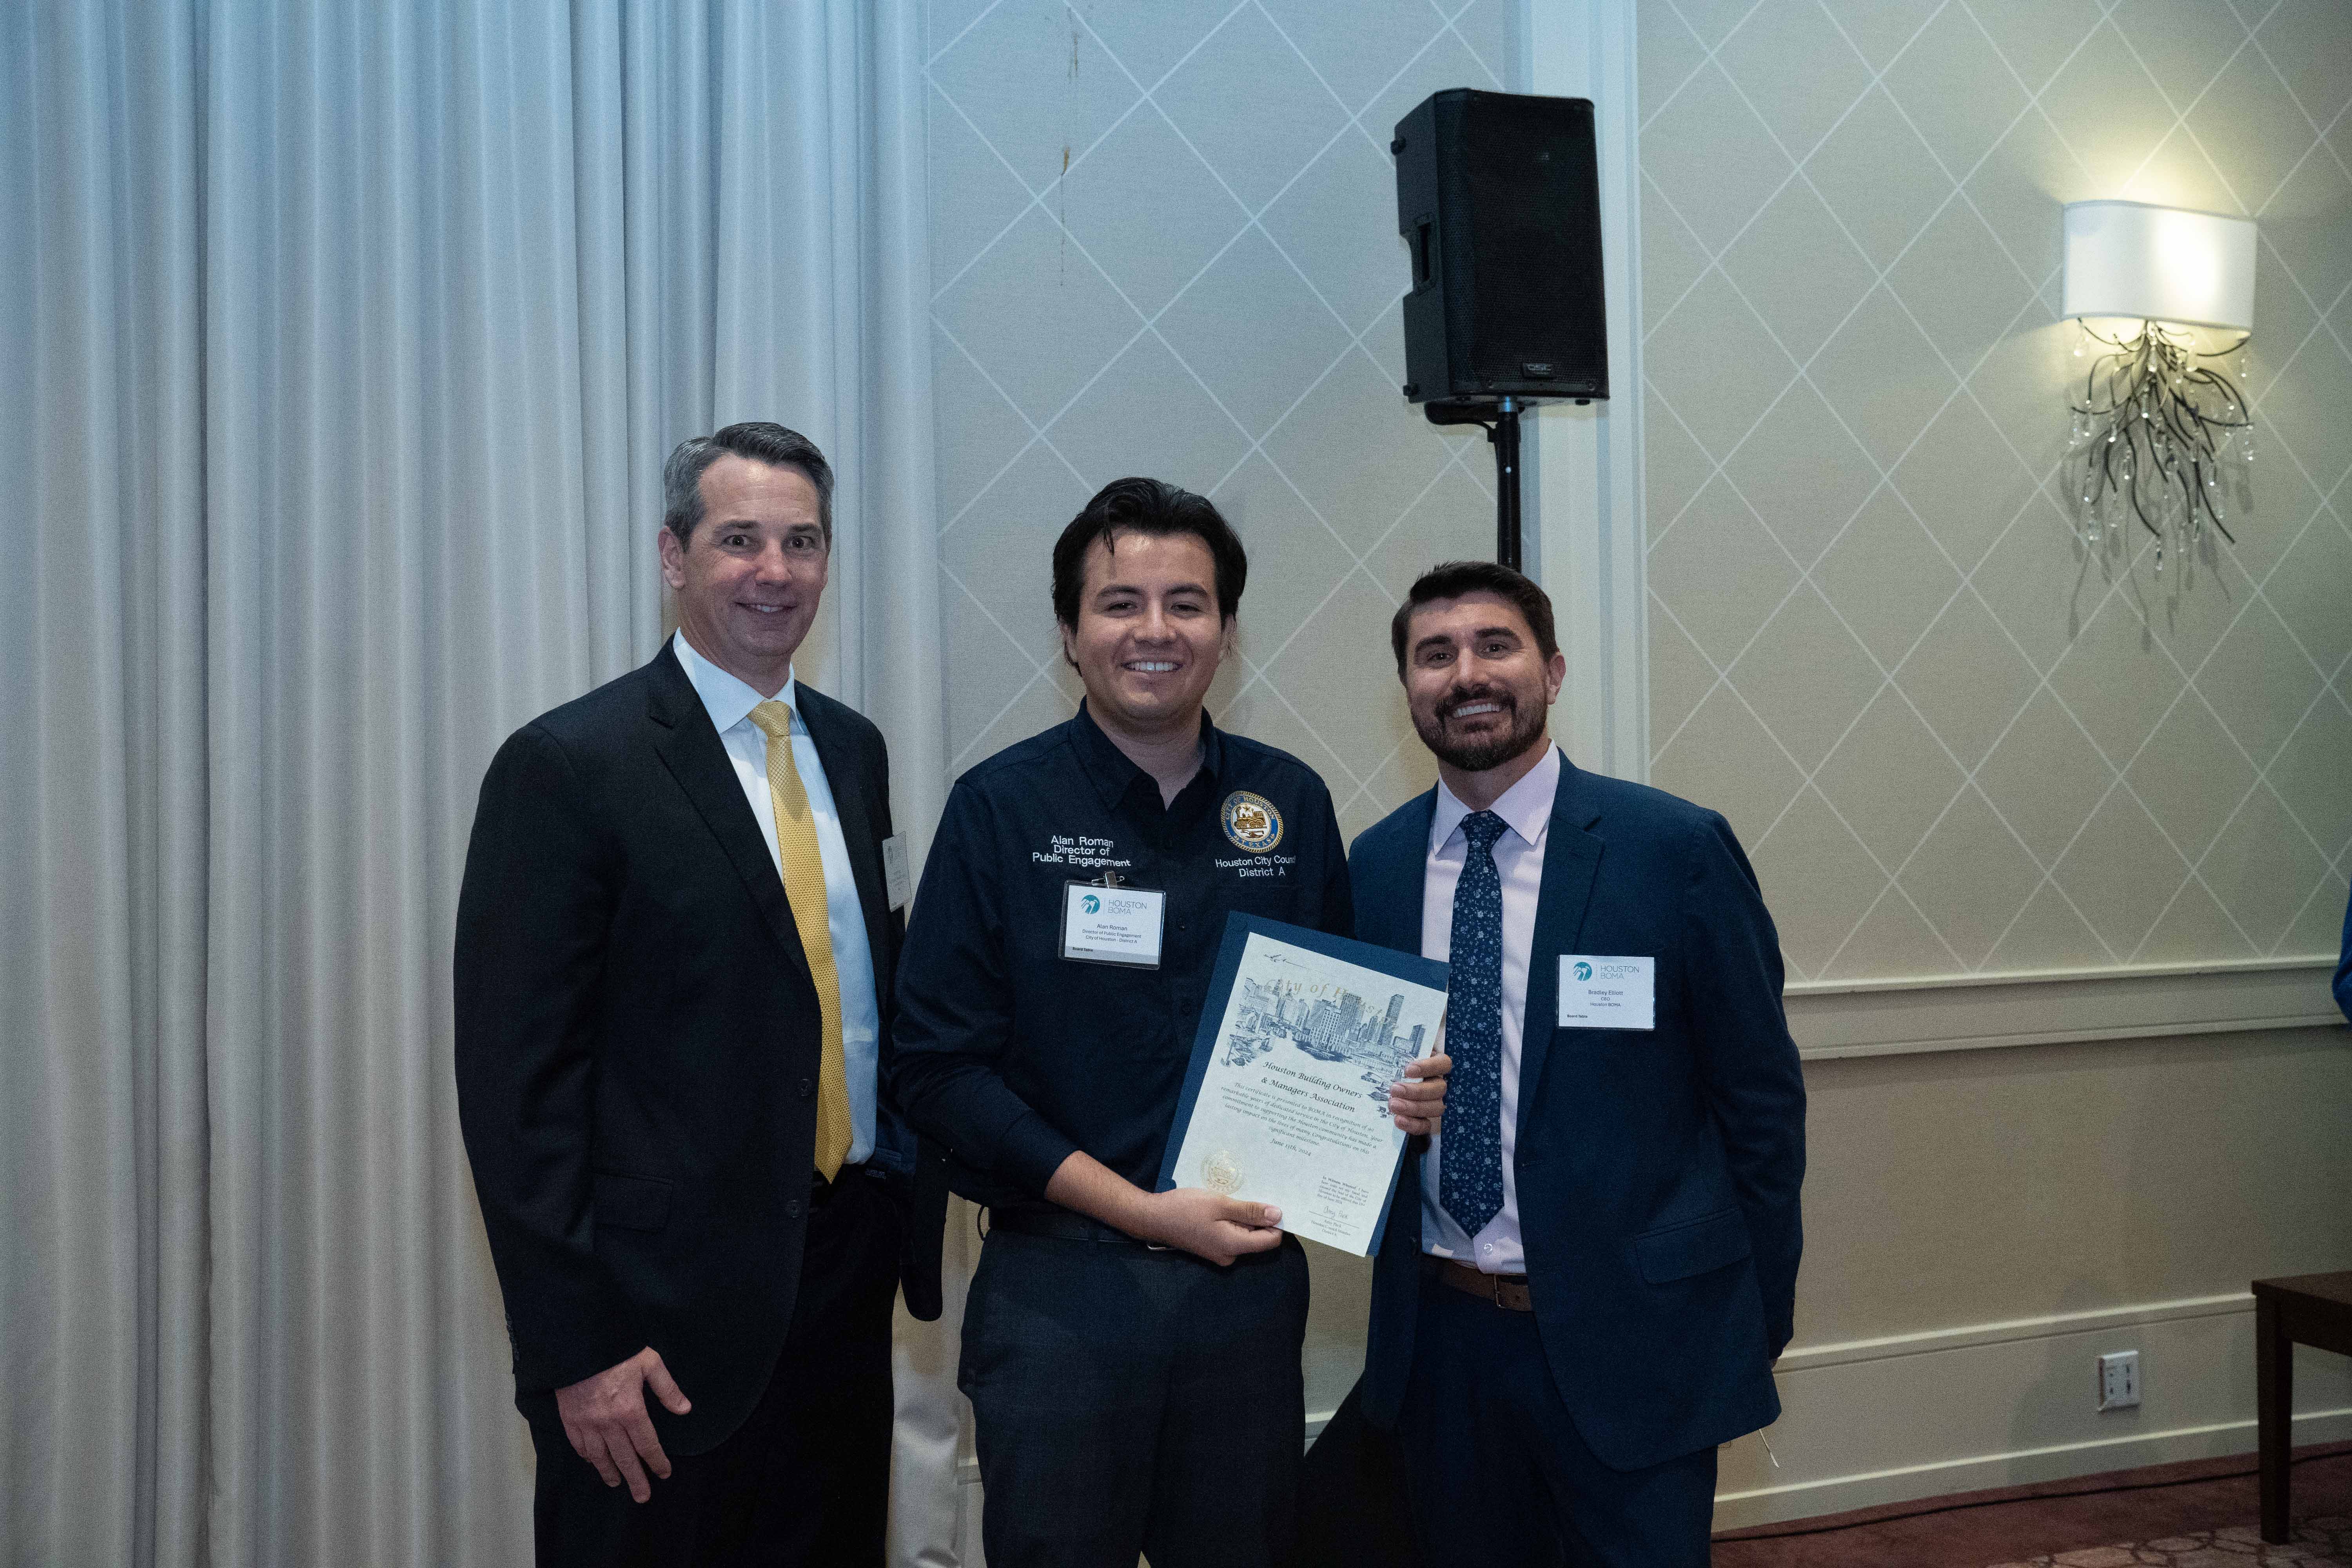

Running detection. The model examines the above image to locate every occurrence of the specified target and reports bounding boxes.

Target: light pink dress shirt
[1418,744,1561,1276]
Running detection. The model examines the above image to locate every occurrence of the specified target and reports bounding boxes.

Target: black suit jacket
[454,642,947,1455]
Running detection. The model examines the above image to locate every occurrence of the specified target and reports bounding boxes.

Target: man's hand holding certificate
[1158,915,1452,1256]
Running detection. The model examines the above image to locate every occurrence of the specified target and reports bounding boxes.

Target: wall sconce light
[2062,200,2257,573]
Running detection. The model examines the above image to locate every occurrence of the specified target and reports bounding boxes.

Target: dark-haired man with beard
[1345,561,1805,1566]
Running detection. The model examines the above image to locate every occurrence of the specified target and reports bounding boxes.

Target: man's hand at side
[554,1347,693,1502]
[1389,1051,1452,1136]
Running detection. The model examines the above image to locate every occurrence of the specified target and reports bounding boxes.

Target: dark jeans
[1398,1273,1719,1568]
[530,1171,903,1568]
[960,1228,1310,1568]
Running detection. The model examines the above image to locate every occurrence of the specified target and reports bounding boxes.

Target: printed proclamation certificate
[1157,914,1449,1256]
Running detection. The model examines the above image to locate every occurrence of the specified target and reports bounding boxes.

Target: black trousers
[959,1228,1310,1568]
[530,1171,904,1568]
[1397,1273,1718,1568]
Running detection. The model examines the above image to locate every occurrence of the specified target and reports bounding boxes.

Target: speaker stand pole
[1420,395,1530,569]
[1491,396,1523,571]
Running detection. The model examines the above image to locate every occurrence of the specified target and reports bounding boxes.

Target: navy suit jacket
[1349,756,1805,1472]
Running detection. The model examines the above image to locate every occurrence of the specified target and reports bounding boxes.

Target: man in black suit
[456,422,944,1567]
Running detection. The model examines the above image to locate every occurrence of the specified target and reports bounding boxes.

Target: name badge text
[1062,882,1167,969]
[1557,955,1656,1030]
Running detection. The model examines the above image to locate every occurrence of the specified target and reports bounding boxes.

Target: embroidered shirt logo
[1221,791,1283,854]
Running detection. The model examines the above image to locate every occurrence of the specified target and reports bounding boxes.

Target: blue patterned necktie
[1441,809,1509,1238]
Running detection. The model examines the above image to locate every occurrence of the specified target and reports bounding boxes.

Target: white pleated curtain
[0,4,955,1564]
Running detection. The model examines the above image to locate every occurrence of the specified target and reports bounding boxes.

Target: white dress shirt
[1419,743,1562,1275]
[674,632,880,1167]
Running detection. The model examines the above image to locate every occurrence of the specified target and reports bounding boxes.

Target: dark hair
[1050,477,1248,629]
[662,422,835,545]
[1390,561,1560,679]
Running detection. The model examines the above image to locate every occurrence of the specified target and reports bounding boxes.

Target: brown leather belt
[1428,1255,1534,1311]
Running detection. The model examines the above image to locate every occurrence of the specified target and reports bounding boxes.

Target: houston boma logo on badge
[1221,790,1283,854]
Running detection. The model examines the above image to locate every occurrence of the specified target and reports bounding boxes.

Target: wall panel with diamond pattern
[1642,0,2352,984]
[925,0,1522,847]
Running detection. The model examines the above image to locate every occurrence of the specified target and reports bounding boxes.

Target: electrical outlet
[2098,1350,2141,1411]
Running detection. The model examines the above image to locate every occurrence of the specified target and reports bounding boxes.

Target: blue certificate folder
[1154,912,1450,1257]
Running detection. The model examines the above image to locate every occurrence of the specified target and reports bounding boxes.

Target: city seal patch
[1221,790,1283,854]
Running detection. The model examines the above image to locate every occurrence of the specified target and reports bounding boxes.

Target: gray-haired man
[456,422,945,1566]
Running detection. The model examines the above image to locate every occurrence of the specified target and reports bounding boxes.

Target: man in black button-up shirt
[897,693,1352,1205]
[895,477,1446,1568]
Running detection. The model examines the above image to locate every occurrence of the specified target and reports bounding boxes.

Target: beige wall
[1643,0,2352,1519]
[1799,1028,2352,1343]
[1641,0,2352,984]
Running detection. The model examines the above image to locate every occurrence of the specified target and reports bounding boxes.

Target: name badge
[1062,881,1167,969]
[1557,955,1656,1030]
[882,833,912,911]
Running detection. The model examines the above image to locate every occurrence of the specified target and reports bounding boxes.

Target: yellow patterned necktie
[748,700,852,1182]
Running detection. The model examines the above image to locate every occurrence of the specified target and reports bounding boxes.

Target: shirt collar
[1069,699,1225,810]
[673,630,798,736]
[1430,743,1562,854]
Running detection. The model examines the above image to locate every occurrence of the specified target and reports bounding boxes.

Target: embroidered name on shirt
[1214,854,1295,878]
[1031,834,1134,870]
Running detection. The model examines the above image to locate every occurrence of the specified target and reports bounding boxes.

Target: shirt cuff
[991,1107,1084,1198]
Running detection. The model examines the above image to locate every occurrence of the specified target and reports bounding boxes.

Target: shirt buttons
[798,1077,814,1099]
[786,1198,804,1219]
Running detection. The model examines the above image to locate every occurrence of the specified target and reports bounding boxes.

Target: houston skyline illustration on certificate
[1161,916,1449,1256]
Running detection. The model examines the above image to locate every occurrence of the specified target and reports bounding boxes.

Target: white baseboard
[1714,1290,2352,1530]
[1772,1290,2259,1373]
[1713,1407,2352,1531]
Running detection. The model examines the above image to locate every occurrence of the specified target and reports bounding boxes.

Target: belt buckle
[1491,1272,1508,1308]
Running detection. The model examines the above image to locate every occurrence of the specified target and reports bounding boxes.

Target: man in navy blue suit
[1348,561,1806,1566]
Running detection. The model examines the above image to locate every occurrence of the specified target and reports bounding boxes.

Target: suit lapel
[1376,790,1437,953]
[797,687,891,971]
[1516,761,1605,1143]
[644,644,816,995]
[1371,790,1440,1258]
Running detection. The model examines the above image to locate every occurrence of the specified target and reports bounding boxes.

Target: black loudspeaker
[1393,89,1608,407]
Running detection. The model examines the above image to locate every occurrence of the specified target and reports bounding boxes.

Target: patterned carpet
[1986,1516,2352,1566]
[1712,1446,2352,1567]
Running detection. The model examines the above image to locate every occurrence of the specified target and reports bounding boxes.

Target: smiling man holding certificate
[892,478,1449,1568]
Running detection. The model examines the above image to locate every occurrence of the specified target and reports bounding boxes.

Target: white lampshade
[2062,201,2256,332]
